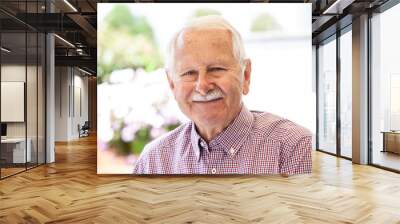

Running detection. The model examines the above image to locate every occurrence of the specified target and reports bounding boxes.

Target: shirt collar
[190,122,203,161]
[190,104,254,161]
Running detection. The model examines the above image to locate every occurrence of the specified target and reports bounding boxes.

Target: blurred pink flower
[98,140,109,151]
[111,122,120,131]
[121,123,140,142]
[150,127,166,139]
[126,154,138,164]
[165,116,179,126]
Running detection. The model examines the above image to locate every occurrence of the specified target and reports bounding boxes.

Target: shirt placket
[198,139,218,174]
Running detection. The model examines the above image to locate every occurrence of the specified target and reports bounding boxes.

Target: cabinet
[382,131,400,154]
[0,138,32,165]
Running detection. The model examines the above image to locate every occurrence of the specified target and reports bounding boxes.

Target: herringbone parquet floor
[1,135,400,223]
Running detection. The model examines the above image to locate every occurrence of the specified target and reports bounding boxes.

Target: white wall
[55,66,69,141]
[1,63,46,163]
[55,67,89,141]
[1,67,25,125]
[1,65,36,138]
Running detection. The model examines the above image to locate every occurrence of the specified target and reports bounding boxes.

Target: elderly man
[133,15,312,175]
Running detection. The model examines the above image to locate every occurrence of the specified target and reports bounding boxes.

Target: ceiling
[0,0,394,76]
[0,0,98,74]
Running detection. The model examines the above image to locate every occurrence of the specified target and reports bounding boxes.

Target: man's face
[167,28,251,128]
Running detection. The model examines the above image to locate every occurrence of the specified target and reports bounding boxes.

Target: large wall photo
[97,3,313,174]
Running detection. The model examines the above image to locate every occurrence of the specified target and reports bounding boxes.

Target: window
[371,2,400,171]
[0,1,46,179]
[340,28,352,158]
[318,37,337,154]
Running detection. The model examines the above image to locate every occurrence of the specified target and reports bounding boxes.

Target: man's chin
[190,109,224,124]
[194,115,223,126]
[184,100,226,123]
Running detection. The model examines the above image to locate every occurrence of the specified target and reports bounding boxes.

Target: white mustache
[192,89,224,102]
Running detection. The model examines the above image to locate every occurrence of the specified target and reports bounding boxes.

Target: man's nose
[195,72,213,95]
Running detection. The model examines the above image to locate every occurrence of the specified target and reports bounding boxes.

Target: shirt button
[200,141,206,148]
[211,168,217,174]
[229,148,235,155]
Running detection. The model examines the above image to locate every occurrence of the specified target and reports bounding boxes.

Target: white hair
[166,15,246,74]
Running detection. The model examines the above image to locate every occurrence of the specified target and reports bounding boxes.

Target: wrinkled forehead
[175,27,234,52]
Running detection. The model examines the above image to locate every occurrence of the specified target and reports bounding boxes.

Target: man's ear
[242,59,251,95]
[165,69,175,91]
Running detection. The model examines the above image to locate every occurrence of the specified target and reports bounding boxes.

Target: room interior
[0,0,400,223]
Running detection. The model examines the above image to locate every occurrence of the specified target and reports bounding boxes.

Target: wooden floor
[0,167,26,178]
[1,163,45,178]
[1,135,400,223]
[373,151,400,171]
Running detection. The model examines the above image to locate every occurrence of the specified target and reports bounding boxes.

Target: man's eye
[209,67,226,72]
[181,71,196,76]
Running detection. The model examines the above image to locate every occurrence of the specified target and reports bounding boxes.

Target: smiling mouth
[193,97,223,103]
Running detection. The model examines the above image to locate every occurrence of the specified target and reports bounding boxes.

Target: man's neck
[195,125,224,142]
[194,104,243,143]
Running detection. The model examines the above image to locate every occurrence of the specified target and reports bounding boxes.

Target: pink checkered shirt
[133,105,312,175]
